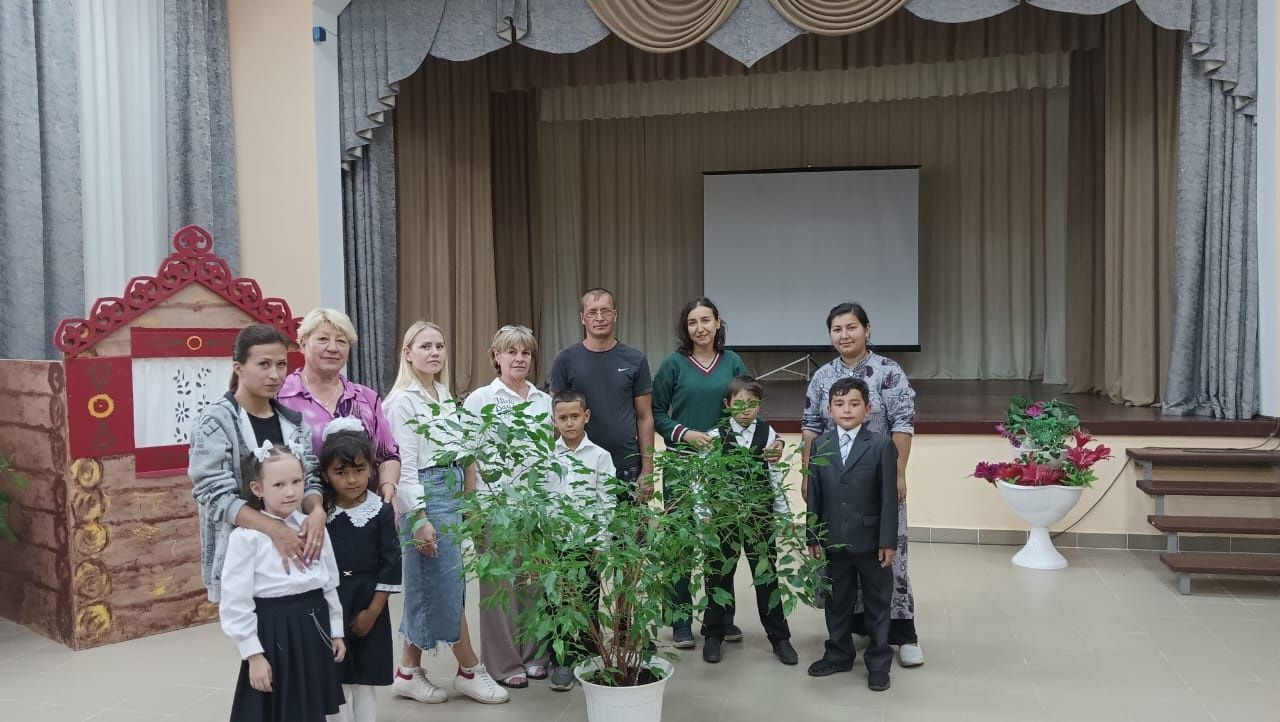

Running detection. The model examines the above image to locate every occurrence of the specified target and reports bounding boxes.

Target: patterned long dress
[803,351,918,640]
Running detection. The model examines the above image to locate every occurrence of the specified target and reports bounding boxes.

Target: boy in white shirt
[701,375,796,666]
[546,390,617,691]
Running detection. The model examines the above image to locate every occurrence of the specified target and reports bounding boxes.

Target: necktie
[840,431,853,463]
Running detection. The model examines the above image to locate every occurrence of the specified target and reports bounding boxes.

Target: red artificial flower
[1066,442,1113,470]
[1021,463,1066,486]
[1072,429,1094,447]
[1025,403,1045,418]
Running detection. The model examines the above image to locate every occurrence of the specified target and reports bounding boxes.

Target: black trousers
[702,520,789,642]
[822,548,893,673]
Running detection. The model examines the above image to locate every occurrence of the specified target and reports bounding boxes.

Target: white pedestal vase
[996,481,1083,570]
[575,656,674,722]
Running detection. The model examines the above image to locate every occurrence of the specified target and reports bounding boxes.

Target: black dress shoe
[772,640,798,665]
[868,671,891,691]
[702,637,723,663]
[807,658,853,677]
[724,624,744,642]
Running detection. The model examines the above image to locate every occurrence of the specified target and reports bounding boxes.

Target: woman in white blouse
[383,321,508,705]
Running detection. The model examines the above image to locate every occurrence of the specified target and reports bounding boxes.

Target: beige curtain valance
[539,52,1071,122]
[586,0,741,53]
[770,0,909,36]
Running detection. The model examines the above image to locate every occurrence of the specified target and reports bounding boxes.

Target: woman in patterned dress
[801,302,924,668]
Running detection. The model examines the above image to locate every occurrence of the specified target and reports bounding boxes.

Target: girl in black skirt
[320,421,402,722]
[220,443,347,722]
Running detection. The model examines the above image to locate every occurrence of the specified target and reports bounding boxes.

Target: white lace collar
[327,491,381,528]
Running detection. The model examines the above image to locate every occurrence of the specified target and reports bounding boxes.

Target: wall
[773,433,1280,538]
[227,0,323,312]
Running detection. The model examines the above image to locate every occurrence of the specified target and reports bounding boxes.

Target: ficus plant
[409,399,823,687]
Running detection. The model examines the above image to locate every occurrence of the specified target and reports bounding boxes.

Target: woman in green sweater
[652,297,748,650]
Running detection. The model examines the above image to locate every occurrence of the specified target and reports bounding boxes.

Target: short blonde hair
[390,320,450,393]
[298,307,358,348]
[489,325,537,372]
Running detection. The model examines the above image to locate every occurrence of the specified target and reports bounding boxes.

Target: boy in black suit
[805,377,899,691]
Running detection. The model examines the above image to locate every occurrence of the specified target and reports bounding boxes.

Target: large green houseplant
[410,399,821,695]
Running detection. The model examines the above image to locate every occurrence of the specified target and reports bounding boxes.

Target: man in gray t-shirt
[548,288,655,501]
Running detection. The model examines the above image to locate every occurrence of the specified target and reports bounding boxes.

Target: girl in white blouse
[220,443,348,722]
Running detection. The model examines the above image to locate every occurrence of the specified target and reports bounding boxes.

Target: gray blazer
[806,426,899,553]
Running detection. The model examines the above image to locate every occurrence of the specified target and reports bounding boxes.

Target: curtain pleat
[0,0,84,361]
[164,0,239,274]
[770,0,909,36]
[586,0,740,53]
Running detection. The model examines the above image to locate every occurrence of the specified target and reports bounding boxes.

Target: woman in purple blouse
[278,308,402,503]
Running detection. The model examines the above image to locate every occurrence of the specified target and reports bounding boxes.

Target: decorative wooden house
[0,226,299,649]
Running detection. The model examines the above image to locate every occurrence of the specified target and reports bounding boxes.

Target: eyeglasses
[583,309,616,319]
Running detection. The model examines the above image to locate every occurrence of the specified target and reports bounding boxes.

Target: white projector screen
[703,167,920,349]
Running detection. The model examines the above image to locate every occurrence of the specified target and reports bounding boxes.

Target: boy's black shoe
[868,671,891,691]
[672,624,696,649]
[702,637,723,663]
[772,640,798,665]
[806,658,852,677]
[724,624,744,642]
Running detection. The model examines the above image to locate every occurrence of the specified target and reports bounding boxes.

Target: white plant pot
[574,656,674,722]
[996,481,1083,570]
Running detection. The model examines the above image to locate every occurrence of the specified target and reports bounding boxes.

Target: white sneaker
[454,665,510,704]
[899,643,925,667]
[391,668,449,703]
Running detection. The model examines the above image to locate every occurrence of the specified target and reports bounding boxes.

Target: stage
[763,379,1278,437]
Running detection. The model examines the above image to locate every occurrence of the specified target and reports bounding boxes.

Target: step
[1127,447,1280,467]
[1159,551,1280,577]
[1137,479,1280,498]
[1147,515,1280,536]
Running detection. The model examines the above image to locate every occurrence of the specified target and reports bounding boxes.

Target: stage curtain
[769,0,908,36]
[538,51,1071,122]
[586,0,740,53]
[0,0,84,361]
[1164,0,1259,419]
[343,123,398,394]
[395,62,499,395]
[491,90,543,335]
[163,0,239,274]
[1064,5,1179,406]
[533,90,1055,380]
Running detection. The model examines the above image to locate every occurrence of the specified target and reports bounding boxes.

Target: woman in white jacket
[382,321,508,706]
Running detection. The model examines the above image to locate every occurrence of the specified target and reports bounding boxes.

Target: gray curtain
[163,0,239,272]
[0,0,84,361]
[1164,0,1258,419]
[342,124,399,394]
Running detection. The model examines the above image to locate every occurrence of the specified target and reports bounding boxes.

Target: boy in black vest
[806,376,898,691]
[701,375,797,666]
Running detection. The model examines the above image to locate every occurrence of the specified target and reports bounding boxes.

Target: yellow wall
[227,0,322,312]
[774,434,1280,536]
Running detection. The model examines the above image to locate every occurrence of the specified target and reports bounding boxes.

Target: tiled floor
[1,543,1277,722]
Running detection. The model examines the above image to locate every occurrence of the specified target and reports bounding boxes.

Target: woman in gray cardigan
[188,324,323,602]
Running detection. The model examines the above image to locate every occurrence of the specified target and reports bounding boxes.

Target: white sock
[351,685,378,722]
[326,685,355,722]
[398,665,418,677]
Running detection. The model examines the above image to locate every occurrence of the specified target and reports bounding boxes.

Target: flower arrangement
[975,398,1112,488]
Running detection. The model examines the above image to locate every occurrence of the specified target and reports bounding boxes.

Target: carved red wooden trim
[53,225,299,356]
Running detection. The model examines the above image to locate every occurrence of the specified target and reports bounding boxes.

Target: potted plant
[411,400,820,722]
[974,398,1111,570]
